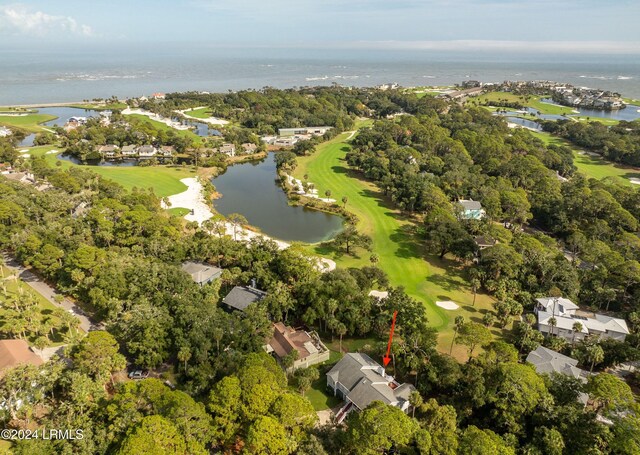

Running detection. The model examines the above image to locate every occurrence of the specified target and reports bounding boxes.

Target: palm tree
[409,390,423,418]
[342,196,348,208]
[587,344,604,373]
[548,317,557,337]
[572,322,583,345]
[450,316,465,355]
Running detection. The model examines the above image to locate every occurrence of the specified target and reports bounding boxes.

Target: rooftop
[181,261,223,284]
[268,322,326,360]
[0,339,43,376]
[458,199,483,211]
[327,353,415,411]
[222,285,267,312]
[526,346,587,382]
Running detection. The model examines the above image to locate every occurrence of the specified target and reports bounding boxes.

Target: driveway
[3,254,96,332]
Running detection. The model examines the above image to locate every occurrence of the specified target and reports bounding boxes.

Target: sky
[0,0,639,54]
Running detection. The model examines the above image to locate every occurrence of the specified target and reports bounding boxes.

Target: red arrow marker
[382,311,398,367]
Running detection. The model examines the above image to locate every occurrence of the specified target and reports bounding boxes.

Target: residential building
[121,145,138,156]
[98,145,119,158]
[265,322,330,371]
[222,284,267,312]
[0,339,43,378]
[534,296,630,342]
[457,199,486,220]
[159,145,175,157]
[474,235,497,250]
[181,261,223,286]
[274,137,298,147]
[241,143,258,154]
[278,126,333,137]
[526,346,588,382]
[137,145,157,157]
[219,143,236,157]
[151,93,166,100]
[526,346,590,405]
[327,353,416,423]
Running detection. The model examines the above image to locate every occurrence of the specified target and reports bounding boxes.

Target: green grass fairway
[125,114,203,144]
[67,102,128,111]
[183,107,212,119]
[167,207,191,217]
[469,92,575,116]
[531,131,640,186]
[0,113,56,132]
[29,146,193,197]
[293,132,495,357]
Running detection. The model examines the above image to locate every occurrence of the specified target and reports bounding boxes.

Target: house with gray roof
[327,353,415,423]
[181,261,223,286]
[526,346,588,382]
[222,284,267,312]
[457,199,486,220]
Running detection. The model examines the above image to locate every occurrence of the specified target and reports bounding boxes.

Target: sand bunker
[629,178,640,185]
[436,300,460,310]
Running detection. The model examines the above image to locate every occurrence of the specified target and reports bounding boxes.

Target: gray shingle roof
[459,199,482,210]
[327,353,415,410]
[222,285,267,312]
[181,261,223,284]
[526,346,587,382]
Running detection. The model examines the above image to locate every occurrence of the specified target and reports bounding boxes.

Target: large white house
[534,297,630,342]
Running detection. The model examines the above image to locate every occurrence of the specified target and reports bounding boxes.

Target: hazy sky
[1,0,639,54]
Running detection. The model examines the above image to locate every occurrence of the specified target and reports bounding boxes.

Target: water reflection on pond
[212,153,344,243]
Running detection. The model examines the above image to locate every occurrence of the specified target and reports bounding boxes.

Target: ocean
[1,46,639,105]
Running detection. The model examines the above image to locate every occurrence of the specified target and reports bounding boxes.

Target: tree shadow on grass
[426,273,464,293]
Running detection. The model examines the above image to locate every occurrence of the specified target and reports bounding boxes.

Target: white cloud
[0,5,93,37]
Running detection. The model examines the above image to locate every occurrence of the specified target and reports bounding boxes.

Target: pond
[539,99,640,122]
[37,107,103,127]
[57,154,137,166]
[18,133,36,147]
[212,153,344,243]
[505,116,543,131]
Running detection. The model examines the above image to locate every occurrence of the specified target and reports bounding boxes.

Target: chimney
[251,278,256,289]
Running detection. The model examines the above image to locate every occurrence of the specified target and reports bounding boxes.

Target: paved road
[2,254,96,332]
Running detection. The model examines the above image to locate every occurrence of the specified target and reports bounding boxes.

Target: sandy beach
[177,107,229,126]
[122,108,192,130]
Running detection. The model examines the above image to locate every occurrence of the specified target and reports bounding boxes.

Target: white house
[121,145,138,156]
[137,145,157,158]
[457,199,486,220]
[278,126,332,137]
[534,297,630,342]
[219,143,236,157]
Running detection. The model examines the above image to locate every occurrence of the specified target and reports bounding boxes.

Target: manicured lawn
[30,145,193,197]
[0,113,57,132]
[468,92,575,116]
[167,207,191,217]
[531,131,640,186]
[183,107,212,119]
[125,114,203,144]
[67,102,128,111]
[292,132,495,357]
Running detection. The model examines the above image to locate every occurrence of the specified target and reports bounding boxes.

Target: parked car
[128,370,149,380]
[164,380,176,390]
